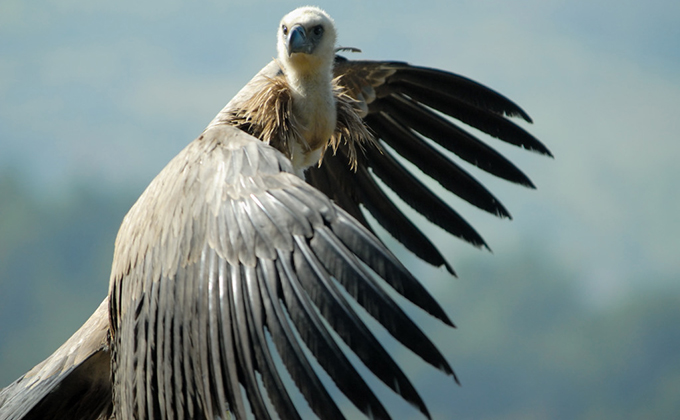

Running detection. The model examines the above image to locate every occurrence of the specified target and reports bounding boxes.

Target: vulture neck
[282,59,337,177]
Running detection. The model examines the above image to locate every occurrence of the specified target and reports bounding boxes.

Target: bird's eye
[313,25,324,36]
[282,25,288,35]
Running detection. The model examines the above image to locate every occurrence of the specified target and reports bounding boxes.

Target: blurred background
[1,0,679,418]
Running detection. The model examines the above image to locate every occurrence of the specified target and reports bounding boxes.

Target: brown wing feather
[308,56,551,271]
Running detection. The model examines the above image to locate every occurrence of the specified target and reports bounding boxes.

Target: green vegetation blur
[1,171,677,419]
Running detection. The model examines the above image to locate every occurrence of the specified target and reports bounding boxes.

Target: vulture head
[276,6,336,77]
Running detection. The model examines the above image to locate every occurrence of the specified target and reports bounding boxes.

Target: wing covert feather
[109,125,453,420]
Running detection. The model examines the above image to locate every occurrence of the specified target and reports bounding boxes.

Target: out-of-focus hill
[1,170,678,419]
[0,172,132,379]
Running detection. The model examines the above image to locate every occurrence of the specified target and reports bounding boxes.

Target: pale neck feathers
[228,73,375,173]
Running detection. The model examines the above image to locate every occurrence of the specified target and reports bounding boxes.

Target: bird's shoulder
[110,125,329,285]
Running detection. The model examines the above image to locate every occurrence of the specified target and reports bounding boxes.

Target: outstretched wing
[0,299,112,420]
[109,125,454,420]
[307,57,552,272]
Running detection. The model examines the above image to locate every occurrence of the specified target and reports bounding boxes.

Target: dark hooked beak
[286,24,314,56]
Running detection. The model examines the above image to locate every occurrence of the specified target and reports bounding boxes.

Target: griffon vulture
[0,6,551,420]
